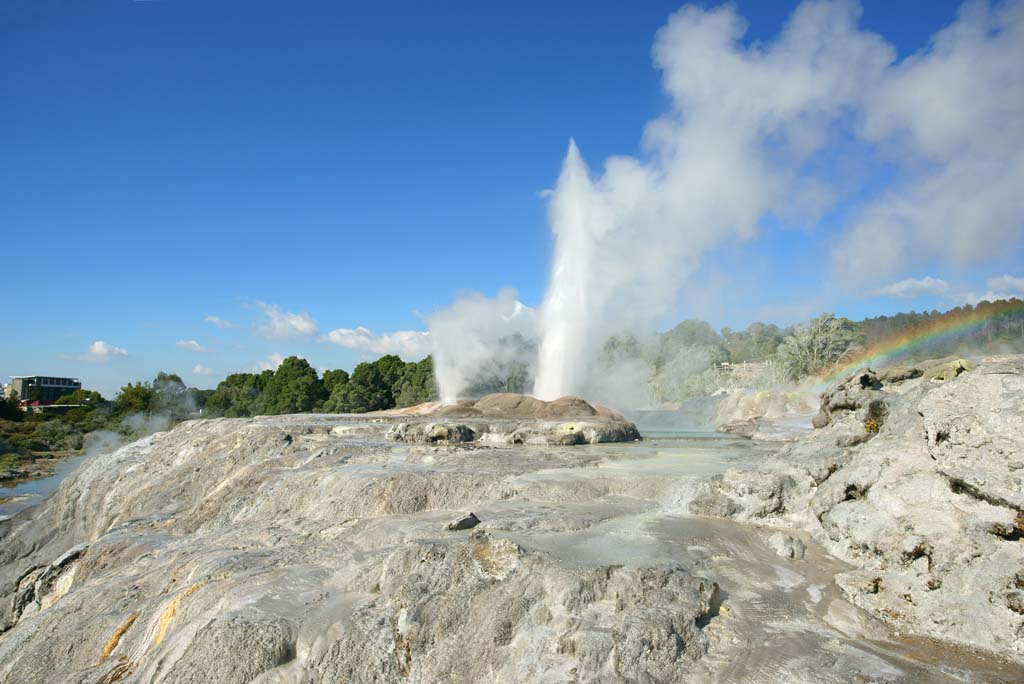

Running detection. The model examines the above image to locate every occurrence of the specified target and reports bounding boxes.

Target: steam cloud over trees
[426,0,1024,403]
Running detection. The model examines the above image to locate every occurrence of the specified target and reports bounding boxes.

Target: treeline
[4,299,1021,460]
[1,357,438,466]
[0,371,208,463]
[857,298,1024,359]
[594,298,1024,402]
[204,355,435,418]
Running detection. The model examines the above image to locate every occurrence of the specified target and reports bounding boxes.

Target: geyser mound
[386,393,640,445]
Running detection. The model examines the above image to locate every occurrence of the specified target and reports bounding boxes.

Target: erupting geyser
[432,0,1024,407]
[534,139,598,400]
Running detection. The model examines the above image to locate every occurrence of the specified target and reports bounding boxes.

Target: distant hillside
[588,298,1024,406]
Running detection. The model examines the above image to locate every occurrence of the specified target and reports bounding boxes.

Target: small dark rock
[446,512,481,531]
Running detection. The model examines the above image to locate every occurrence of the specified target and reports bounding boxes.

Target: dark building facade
[7,376,82,405]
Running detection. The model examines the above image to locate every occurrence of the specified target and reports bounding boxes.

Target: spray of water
[533,140,598,400]
[432,0,1024,405]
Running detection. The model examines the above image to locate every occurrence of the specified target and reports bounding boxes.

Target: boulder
[446,512,481,531]
[386,422,478,444]
[813,369,887,432]
[875,366,923,384]
[713,390,818,440]
[920,355,1024,510]
[472,393,600,419]
[923,357,973,381]
[386,394,640,446]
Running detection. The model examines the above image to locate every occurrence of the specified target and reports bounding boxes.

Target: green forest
[0,355,435,475]
[3,298,1022,474]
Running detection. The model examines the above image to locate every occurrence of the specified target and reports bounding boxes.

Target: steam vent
[386,393,642,445]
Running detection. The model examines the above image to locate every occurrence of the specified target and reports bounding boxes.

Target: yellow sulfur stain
[151,583,200,650]
[98,656,132,684]
[99,613,138,663]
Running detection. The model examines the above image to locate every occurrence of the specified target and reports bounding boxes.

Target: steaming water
[478,436,1023,682]
[534,140,594,400]
[0,453,90,521]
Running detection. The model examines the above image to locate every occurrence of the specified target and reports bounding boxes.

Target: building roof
[9,376,81,382]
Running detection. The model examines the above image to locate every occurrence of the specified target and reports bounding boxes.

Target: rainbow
[818,299,1024,385]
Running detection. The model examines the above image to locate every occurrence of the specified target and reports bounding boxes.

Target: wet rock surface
[0,373,1021,683]
[812,369,888,431]
[714,390,818,440]
[689,356,1024,662]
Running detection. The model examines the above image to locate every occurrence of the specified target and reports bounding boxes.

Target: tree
[323,369,350,396]
[185,388,214,413]
[205,372,272,417]
[259,356,326,415]
[54,389,105,407]
[323,355,429,413]
[776,313,862,380]
[0,392,22,421]
[321,369,352,413]
[341,361,392,413]
[113,382,156,415]
[153,371,189,415]
[373,355,410,401]
[660,320,723,352]
[461,335,536,397]
[722,322,784,362]
[394,357,436,408]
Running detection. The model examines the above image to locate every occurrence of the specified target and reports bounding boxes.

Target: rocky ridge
[385,393,641,445]
[690,356,1024,660]
[0,369,1021,682]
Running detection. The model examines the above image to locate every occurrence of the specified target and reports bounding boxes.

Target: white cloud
[204,315,236,329]
[833,0,1024,279]
[176,339,208,353]
[258,352,286,371]
[519,0,1024,398]
[325,326,431,359]
[254,302,319,340]
[987,274,1024,294]
[955,290,1017,305]
[192,364,217,376]
[60,340,129,362]
[531,0,897,397]
[867,276,949,298]
[953,274,1024,305]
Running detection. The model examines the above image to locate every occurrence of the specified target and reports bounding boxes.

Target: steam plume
[428,289,535,404]
[428,0,1024,404]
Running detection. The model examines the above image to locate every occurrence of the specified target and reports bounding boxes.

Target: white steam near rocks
[428,289,535,404]
[426,0,1024,403]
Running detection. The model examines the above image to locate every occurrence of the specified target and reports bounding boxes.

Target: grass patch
[0,452,33,471]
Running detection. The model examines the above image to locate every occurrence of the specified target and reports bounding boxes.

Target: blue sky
[2,0,1022,396]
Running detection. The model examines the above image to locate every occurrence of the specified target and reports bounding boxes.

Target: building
[7,376,82,406]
